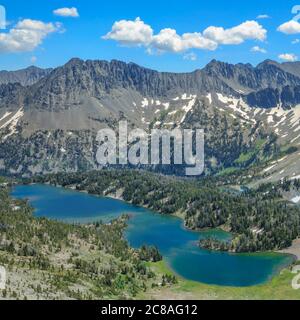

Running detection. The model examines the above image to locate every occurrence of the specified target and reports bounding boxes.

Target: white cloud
[251,46,267,53]
[256,14,270,19]
[292,39,300,44]
[53,7,79,18]
[0,19,61,53]
[103,18,267,54]
[151,29,217,52]
[102,17,153,46]
[278,53,298,62]
[278,20,300,34]
[203,21,267,45]
[183,52,197,61]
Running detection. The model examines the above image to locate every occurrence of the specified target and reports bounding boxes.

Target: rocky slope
[0,58,300,180]
[0,66,52,86]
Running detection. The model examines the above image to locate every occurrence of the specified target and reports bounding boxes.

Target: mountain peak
[25,65,43,71]
[256,59,279,69]
[205,59,226,68]
[0,65,53,86]
[65,58,84,67]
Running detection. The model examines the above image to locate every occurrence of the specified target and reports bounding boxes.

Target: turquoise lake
[11,184,294,287]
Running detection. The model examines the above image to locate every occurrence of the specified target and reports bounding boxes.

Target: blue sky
[0,0,299,71]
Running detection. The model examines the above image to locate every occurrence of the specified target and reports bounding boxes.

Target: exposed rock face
[247,85,300,109]
[2,58,300,112]
[1,58,300,178]
[0,66,52,86]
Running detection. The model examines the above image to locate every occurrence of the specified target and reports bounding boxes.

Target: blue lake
[11,184,294,287]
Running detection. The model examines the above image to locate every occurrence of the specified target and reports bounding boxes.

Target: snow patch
[291,196,300,204]
[163,103,170,110]
[267,115,274,124]
[0,112,12,123]
[180,98,196,123]
[290,175,300,181]
[263,164,276,173]
[141,98,149,108]
[216,93,254,122]
[1,108,24,139]
[182,98,196,113]
[206,93,212,104]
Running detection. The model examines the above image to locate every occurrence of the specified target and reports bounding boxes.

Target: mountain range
[0,66,53,87]
[0,58,300,183]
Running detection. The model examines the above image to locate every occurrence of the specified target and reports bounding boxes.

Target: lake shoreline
[12,183,297,287]
[140,260,300,300]
[77,186,300,262]
[26,182,300,263]
[278,239,300,260]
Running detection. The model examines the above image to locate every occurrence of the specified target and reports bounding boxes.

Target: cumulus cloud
[251,46,267,53]
[278,20,300,34]
[203,21,266,45]
[102,17,153,46]
[0,19,61,53]
[278,53,298,62]
[53,7,79,18]
[151,29,217,52]
[256,14,270,19]
[103,18,267,54]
